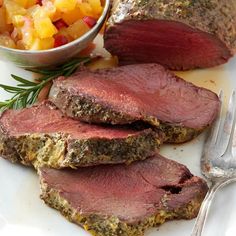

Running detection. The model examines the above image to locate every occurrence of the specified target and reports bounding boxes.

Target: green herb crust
[0,126,161,169]
[107,0,236,53]
[50,87,201,144]
[40,174,207,236]
[51,88,141,125]
[159,123,202,144]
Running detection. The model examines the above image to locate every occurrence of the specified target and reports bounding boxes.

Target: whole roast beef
[40,154,208,236]
[0,101,161,169]
[50,63,220,143]
[104,0,236,70]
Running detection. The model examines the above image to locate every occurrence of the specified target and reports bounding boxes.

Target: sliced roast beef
[40,154,208,236]
[104,0,236,70]
[50,63,220,143]
[0,101,161,169]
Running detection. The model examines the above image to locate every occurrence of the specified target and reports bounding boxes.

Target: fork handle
[190,181,221,236]
[191,178,236,236]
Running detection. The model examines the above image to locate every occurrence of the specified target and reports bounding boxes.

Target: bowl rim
[0,0,110,54]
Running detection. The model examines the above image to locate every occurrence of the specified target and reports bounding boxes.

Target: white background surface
[0,55,236,236]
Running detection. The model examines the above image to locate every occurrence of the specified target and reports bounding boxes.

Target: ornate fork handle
[191,177,236,236]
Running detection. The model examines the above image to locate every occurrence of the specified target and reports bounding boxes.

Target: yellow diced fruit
[67,19,89,39]
[0,34,16,48]
[30,37,55,50]
[14,0,28,8]
[29,3,56,19]
[34,17,58,38]
[62,7,83,25]
[42,1,56,18]
[27,5,40,17]
[12,15,24,27]
[12,26,23,39]
[30,6,47,19]
[4,0,26,24]
[78,2,93,17]
[54,0,77,12]
[21,27,37,49]
[88,0,102,16]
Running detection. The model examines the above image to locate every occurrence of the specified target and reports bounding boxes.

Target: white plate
[0,45,236,236]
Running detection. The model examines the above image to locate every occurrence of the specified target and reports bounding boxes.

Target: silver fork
[191,90,236,236]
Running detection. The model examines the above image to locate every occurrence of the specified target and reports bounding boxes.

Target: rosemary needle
[0,57,91,111]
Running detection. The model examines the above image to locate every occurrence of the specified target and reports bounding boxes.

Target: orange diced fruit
[26,0,37,8]
[51,10,62,22]
[62,7,84,25]
[0,7,11,33]
[14,0,28,8]
[88,0,102,16]
[78,2,93,17]
[67,19,89,39]
[34,17,58,38]
[4,0,27,24]
[0,34,16,48]
[30,37,55,50]
[54,0,77,12]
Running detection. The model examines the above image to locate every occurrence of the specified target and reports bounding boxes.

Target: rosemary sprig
[0,57,91,111]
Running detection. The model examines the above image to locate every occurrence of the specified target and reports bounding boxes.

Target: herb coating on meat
[39,160,208,236]
[0,127,161,169]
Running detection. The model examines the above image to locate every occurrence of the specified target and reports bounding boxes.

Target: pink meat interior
[40,155,205,223]
[53,63,220,129]
[0,102,143,139]
[104,20,231,70]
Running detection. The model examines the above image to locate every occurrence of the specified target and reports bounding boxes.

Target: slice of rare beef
[50,63,220,143]
[104,0,236,70]
[40,154,208,236]
[0,101,161,169]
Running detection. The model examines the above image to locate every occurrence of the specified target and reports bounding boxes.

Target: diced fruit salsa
[0,0,102,50]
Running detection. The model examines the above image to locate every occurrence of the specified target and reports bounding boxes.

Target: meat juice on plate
[175,66,231,100]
